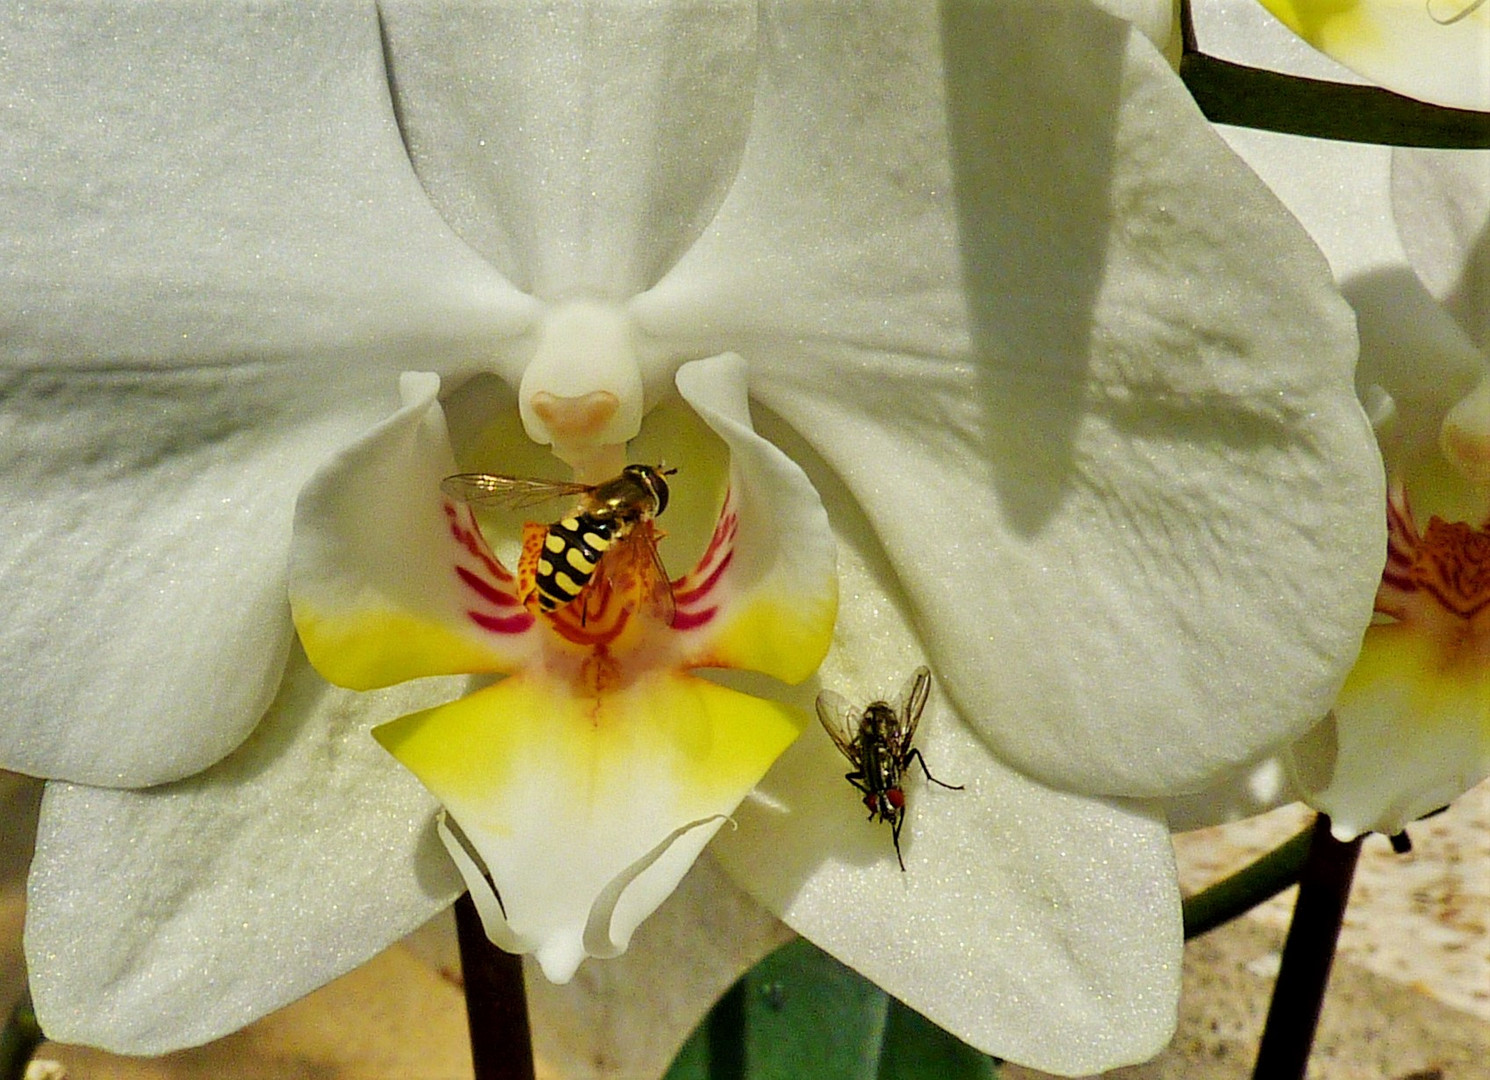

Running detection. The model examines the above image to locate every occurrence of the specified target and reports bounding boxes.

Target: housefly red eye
[864,793,879,812]
[886,788,905,810]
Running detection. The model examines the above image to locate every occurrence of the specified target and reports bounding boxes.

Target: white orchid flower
[1200,0,1490,840]
[1239,0,1490,110]
[1,1,1382,1074]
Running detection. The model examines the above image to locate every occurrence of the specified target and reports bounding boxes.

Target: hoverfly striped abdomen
[534,514,622,612]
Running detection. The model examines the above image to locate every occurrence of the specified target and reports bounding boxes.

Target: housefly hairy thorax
[816,666,963,871]
[440,463,676,621]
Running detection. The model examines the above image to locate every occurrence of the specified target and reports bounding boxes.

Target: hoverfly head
[627,462,676,517]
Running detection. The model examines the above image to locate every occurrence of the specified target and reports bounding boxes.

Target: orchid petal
[672,355,837,684]
[290,373,539,690]
[1163,755,1298,831]
[1256,0,1490,111]
[1214,92,1490,840]
[1293,626,1490,839]
[713,704,1180,1075]
[0,1,533,785]
[1092,0,1176,47]
[709,424,1180,1072]
[652,4,1379,797]
[375,1,756,304]
[23,645,464,1054]
[373,668,803,982]
[0,2,530,368]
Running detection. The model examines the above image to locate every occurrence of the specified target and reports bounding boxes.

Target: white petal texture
[3,0,1385,1070]
[0,1,533,785]
[24,645,466,1054]
[712,428,1183,1074]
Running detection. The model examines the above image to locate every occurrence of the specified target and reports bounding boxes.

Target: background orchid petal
[0,1,534,785]
[373,669,804,982]
[1191,0,1371,80]
[1257,0,1490,111]
[375,0,757,303]
[291,372,539,690]
[1293,627,1490,839]
[23,645,465,1054]
[1162,754,1299,831]
[1219,130,1490,529]
[652,3,1379,797]
[1394,147,1490,353]
[672,355,837,683]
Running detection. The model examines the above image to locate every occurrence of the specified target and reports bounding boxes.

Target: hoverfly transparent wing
[440,473,592,510]
[895,665,933,747]
[635,521,676,626]
[815,687,863,767]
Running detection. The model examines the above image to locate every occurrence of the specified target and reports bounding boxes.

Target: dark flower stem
[454,892,535,1080]
[0,987,43,1080]
[1251,814,1363,1080]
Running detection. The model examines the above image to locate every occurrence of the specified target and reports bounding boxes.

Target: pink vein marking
[444,501,512,582]
[674,550,734,608]
[469,609,534,634]
[669,606,718,631]
[456,565,520,608]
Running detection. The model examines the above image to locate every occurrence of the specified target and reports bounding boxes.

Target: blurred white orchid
[1,1,1381,1074]
[1200,0,1490,839]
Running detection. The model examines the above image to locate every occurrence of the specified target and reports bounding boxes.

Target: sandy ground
[4,769,1489,1080]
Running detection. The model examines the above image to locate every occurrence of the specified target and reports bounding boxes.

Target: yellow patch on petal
[1343,623,1490,724]
[1259,0,1378,50]
[374,666,804,971]
[293,607,514,691]
[1313,621,1490,836]
[699,592,839,686]
[374,669,806,829]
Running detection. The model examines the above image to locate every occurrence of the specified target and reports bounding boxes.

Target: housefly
[817,666,962,871]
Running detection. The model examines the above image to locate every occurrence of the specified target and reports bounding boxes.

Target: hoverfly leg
[904,747,964,791]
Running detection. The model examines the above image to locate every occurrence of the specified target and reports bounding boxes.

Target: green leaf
[878,997,999,1080]
[663,939,999,1080]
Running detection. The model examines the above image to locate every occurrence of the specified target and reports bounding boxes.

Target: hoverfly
[440,464,676,619]
[816,666,962,871]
